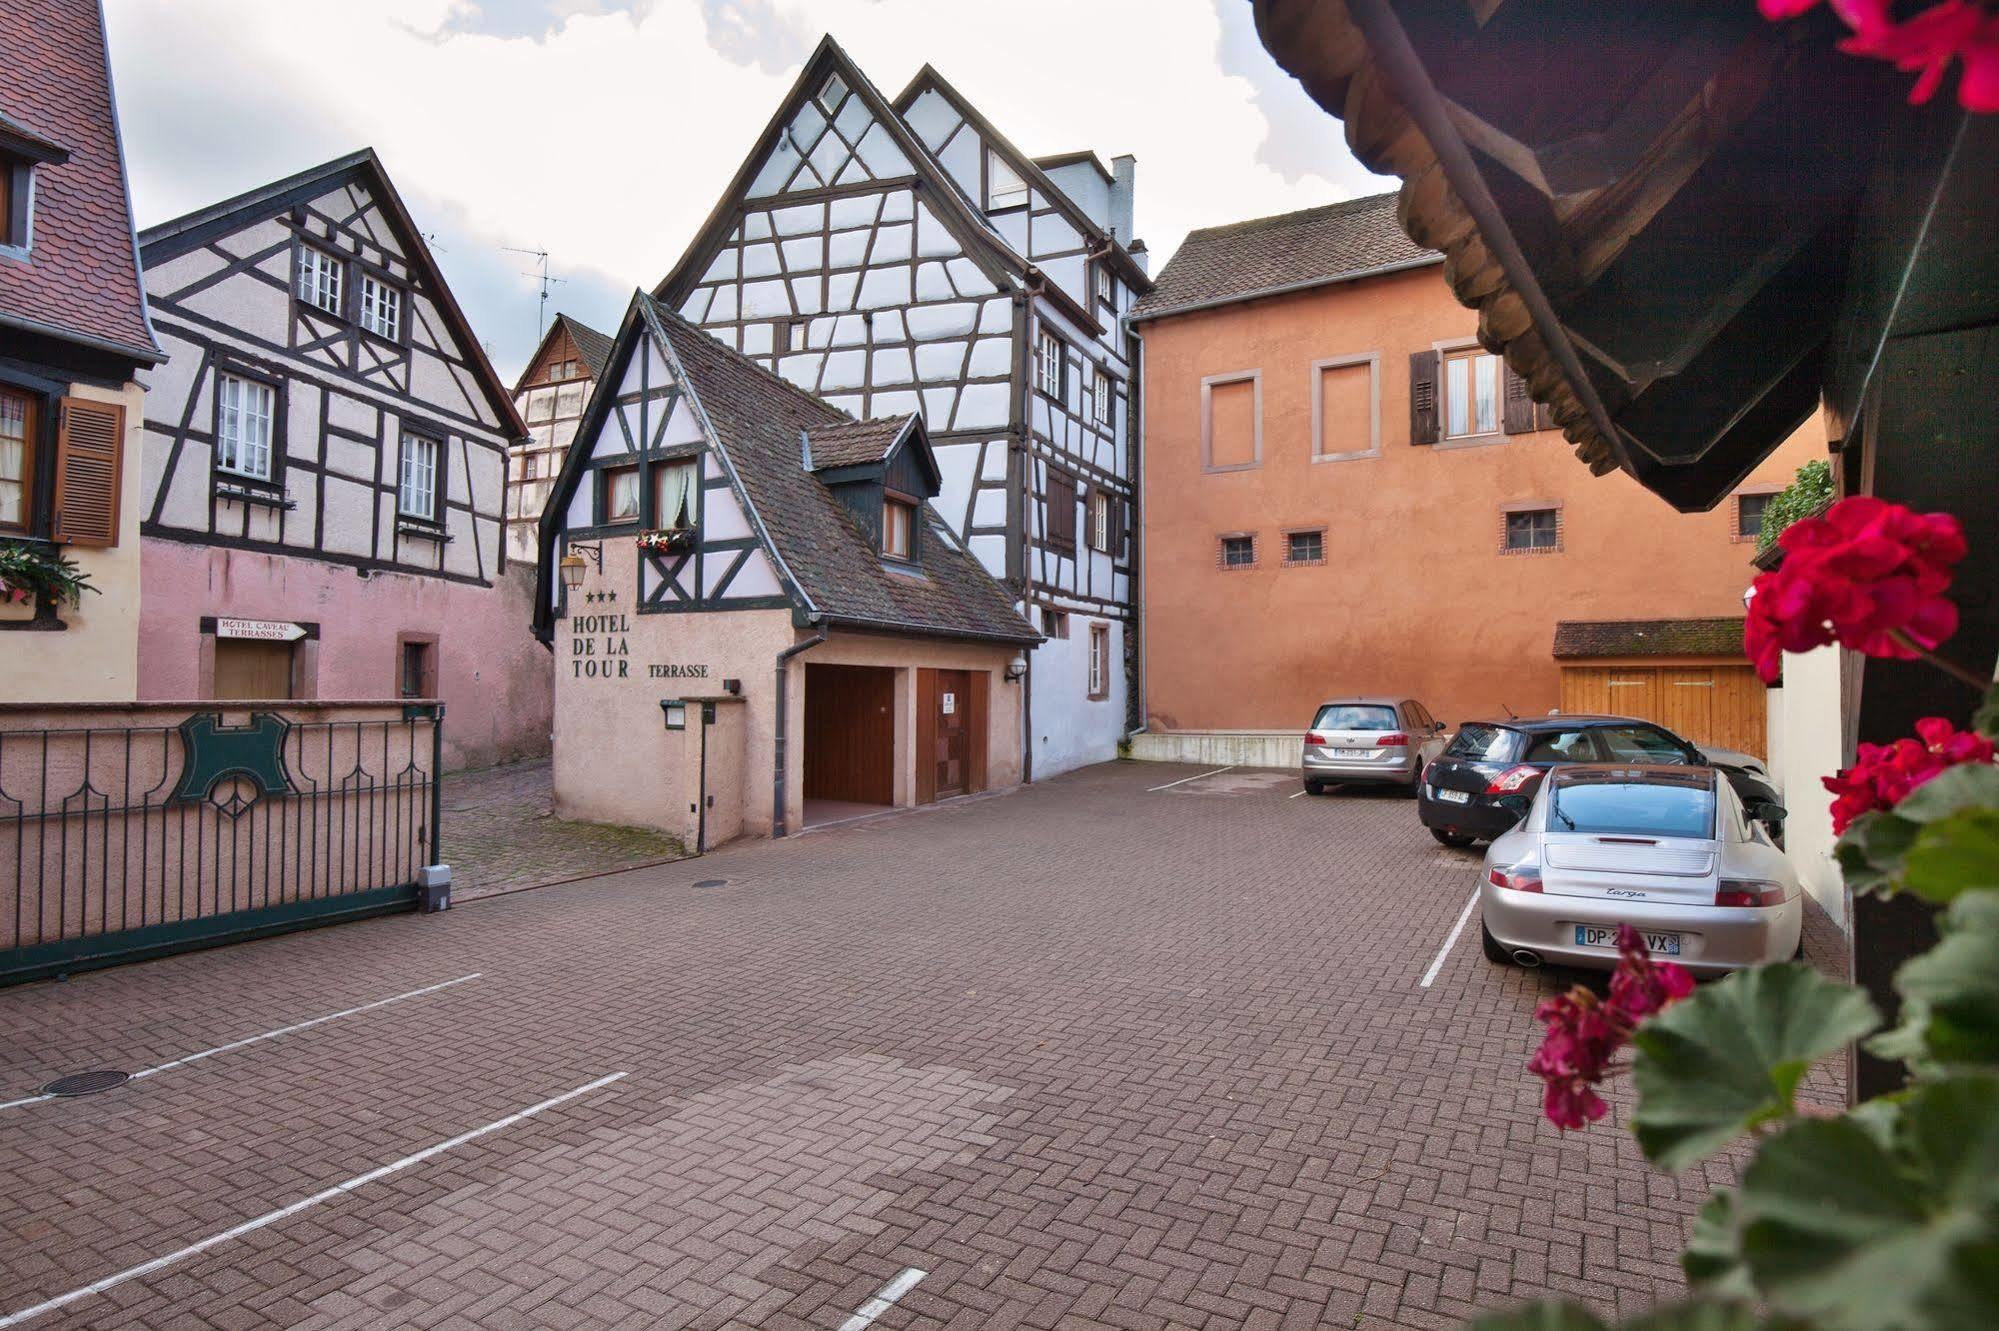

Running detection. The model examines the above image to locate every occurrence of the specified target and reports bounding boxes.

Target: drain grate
[40,1069,129,1097]
[693,878,728,889]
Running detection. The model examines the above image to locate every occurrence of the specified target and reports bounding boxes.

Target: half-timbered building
[534,291,1038,845]
[653,36,1151,780]
[134,149,551,770]
[0,0,164,702]
[506,313,611,564]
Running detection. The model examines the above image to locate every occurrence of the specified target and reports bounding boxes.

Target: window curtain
[656,461,695,529]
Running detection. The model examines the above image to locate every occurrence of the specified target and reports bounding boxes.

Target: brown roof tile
[1552,618,1748,659]
[1131,192,1437,322]
[0,0,157,363]
[805,416,914,471]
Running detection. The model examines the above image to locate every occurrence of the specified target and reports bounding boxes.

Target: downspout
[771,629,827,838]
[1011,288,1035,784]
[1129,322,1147,739]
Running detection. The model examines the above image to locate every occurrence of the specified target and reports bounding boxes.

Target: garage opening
[803,663,895,827]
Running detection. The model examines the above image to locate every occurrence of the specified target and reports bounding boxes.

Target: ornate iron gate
[1,702,442,986]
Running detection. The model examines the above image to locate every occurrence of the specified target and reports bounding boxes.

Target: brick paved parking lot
[0,761,1843,1330]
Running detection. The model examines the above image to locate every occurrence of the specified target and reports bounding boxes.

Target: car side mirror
[1433,720,1447,732]
[1751,801,1787,825]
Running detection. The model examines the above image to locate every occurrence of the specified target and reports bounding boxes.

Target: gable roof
[804,415,915,471]
[512,312,615,395]
[1552,618,1748,660]
[138,148,524,438]
[0,0,161,367]
[536,293,1037,649]
[1131,192,1439,323]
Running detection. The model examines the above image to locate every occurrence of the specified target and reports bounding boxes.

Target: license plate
[1575,925,1680,955]
[1332,748,1371,757]
[1435,789,1470,804]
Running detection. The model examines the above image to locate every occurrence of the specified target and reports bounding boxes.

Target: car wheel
[1430,827,1476,849]
[1481,919,1510,964]
[1406,764,1426,798]
[1304,779,1325,796]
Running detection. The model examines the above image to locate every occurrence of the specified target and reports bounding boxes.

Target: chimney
[1109,154,1136,248]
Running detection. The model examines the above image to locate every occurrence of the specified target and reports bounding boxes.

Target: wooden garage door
[803,664,895,805]
[1561,664,1766,758]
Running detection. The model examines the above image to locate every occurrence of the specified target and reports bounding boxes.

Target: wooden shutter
[1047,470,1076,548]
[1082,483,1097,550]
[1534,399,1558,431]
[1501,363,1537,434]
[52,397,124,548]
[1409,351,1439,445]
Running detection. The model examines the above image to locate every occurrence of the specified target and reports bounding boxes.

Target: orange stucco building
[1131,195,1823,759]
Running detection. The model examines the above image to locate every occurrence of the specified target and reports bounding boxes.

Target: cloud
[104,0,1384,381]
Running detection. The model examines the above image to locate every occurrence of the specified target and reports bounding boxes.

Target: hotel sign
[216,618,306,642]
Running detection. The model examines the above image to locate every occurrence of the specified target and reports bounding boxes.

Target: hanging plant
[0,542,96,609]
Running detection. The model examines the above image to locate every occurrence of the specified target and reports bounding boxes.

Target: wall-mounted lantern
[559,541,604,590]
[1003,652,1028,684]
[660,699,688,730]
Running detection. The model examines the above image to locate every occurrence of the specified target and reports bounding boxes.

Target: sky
[104,0,1392,384]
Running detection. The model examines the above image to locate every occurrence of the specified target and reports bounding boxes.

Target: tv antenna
[505,246,567,339]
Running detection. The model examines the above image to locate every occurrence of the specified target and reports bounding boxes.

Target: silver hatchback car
[1479,764,1801,976]
[1302,697,1449,795]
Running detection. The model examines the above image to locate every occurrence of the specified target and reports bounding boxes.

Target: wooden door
[803,664,894,804]
[1559,664,1767,758]
[213,639,294,700]
[934,669,970,798]
[917,669,988,803]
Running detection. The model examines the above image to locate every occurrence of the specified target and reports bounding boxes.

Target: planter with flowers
[0,541,96,623]
[635,527,694,556]
[1477,494,1999,1330]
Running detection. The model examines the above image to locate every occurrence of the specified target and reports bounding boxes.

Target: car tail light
[1717,879,1791,908]
[1306,731,1329,746]
[1485,764,1541,794]
[1374,732,1409,747]
[1488,864,1543,893]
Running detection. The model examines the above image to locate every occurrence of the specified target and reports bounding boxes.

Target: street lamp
[558,541,603,591]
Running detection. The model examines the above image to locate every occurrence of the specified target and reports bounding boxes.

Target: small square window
[1220,535,1255,569]
[1737,492,1772,541]
[1042,608,1069,639]
[986,149,1028,211]
[297,246,343,316]
[1285,530,1324,565]
[1504,508,1560,552]
[816,72,848,113]
[360,275,402,341]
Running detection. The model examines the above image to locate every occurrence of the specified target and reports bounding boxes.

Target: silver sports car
[1478,764,1801,976]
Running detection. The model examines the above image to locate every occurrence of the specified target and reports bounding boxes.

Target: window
[215,373,275,481]
[1088,367,1112,428]
[1312,354,1380,462]
[545,358,580,383]
[883,495,915,560]
[1220,534,1255,569]
[398,432,439,520]
[1521,729,1600,763]
[1093,263,1114,312]
[1088,622,1110,699]
[1593,725,1696,764]
[360,275,402,341]
[654,458,697,530]
[603,463,640,524]
[1034,329,1066,398]
[1202,371,1261,471]
[1312,703,1398,732]
[1549,770,1716,840]
[1285,529,1325,565]
[297,246,343,316]
[1443,346,1500,439]
[1,158,33,253]
[1087,489,1111,553]
[1042,607,1069,639]
[1044,468,1077,548]
[0,388,32,530]
[1504,507,1559,552]
[399,640,432,699]
[816,71,848,112]
[522,453,538,481]
[1445,724,1519,762]
[1737,492,1772,541]
[775,317,807,355]
[985,149,1028,211]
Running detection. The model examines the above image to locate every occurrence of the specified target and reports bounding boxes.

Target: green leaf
[1630,963,1879,1171]
[1837,810,1920,898]
[1895,762,1999,825]
[1467,1304,1605,1331]
[1972,683,1999,742]
[1737,1075,1999,1330]
[1626,1304,1767,1331]
[1872,890,1999,1071]
[1683,1187,1753,1299]
[1901,810,1999,905]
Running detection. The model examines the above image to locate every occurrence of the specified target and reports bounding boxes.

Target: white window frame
[215,372,276,481]
[360,274,402,342]
[1439,341,1502,442]
[1088,490,1111,554]
[1093,262,1113,311]
[1034,328,1066,399]
[816,72,848,113]
[296,246,343,316]
[398,431,439,520]
[1088,622,1109,699]
[1088,366,1113,428]
[986,149,1028,211]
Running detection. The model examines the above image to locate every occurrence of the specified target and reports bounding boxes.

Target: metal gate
[1,701,442,986]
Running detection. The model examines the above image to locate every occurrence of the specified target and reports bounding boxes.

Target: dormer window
[0,160,28,255]
[297,246,343,315]
[883,495,915,561]
[985,149,1028,212]
[1093,262,1113,312]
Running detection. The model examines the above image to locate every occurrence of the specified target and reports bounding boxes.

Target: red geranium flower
[1744,496,1965,683]
[1759,0,1999,112]
[1528,928,1694,1131]
[1823,716,1997,833]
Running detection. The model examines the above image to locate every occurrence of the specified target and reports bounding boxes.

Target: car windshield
[1593,726,1691,763]
[1314,704,1397,731]
[1548,775,1716,839]
[1445,724,1516,761]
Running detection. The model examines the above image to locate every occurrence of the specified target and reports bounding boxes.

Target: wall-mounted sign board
[216,618,307,642]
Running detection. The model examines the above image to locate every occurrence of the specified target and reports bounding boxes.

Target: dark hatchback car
[1417,714,1782,847]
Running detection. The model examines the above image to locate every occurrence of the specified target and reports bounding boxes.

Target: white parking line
[1146,766,1235,793]
[0,1071,627,1329]
[1,973,481,1112]
[1420,889,1481,989]
[1288,789,1308,799]
[838,1268,927,1331]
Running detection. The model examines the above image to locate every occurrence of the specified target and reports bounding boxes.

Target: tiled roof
[559,315,614,381]
[1131,192,1437,322]
[1553,618,1748,659]
[0,0,158,363]
[641,298,1038,645]
[805,416,913,470]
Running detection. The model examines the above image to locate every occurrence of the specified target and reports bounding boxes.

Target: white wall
[1030,618,1126,778]
[1768,644,1846,922]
